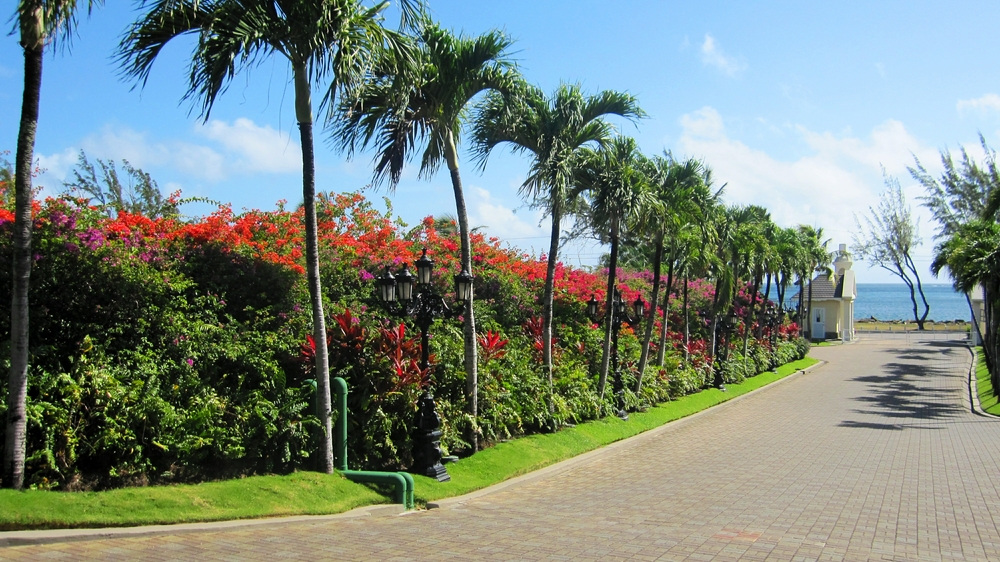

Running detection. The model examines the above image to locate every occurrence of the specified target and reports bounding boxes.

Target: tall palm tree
[6,0,103,491]
[573,137,657,398]
[773,226,802,317]
[471,84,643,400]
[118,0,418,474]
[633,155,704,390]
[334,20,518,452]
[796,225,831,340]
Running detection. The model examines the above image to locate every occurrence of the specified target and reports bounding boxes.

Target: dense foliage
[0,189,805,490]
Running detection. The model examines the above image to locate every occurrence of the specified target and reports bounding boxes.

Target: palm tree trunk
[655,254,676,368]
[636,237,663,389]
[744,273,761,359]
[4,41,43,490]
[598,217,620,399]
[806,273,814,339]
[443,132,478,452]
[757,273,772,339]
[682,270,690,365]
[294,68,334,474]
[541,199,561,408]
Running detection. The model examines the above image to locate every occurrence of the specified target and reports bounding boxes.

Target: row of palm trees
[6,0,830,489]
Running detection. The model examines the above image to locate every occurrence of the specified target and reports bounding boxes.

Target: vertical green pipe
[333,377,348,472]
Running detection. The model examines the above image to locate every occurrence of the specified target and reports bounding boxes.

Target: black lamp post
[588,290,642,420]
[766,305,780,368]
[710,309,737,392]
[375,248,471,482]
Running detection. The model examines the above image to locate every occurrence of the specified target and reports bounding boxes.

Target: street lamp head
[454,269,473,304]
[586,294,599,321]
[396,264,415,302]
[415,248,433,285]
[632,295,644,319]
[377,267,396,303]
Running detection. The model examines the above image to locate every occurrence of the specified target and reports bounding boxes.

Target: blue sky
[3,0,1000,284]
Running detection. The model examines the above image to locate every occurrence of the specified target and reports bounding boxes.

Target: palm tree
[633,155,704,390]
[6,0,103,490]
[334,20,518,452]
[773,227,802,318]
[471,83,643,401]
[118,0,419,474]
[572,137,657,399]
[796,225,831,340]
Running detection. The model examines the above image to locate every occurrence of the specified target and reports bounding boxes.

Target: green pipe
[341,470,414,508]
[333,377,349,472]
[332,377,414,509]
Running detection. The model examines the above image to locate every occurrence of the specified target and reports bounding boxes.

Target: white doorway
[812,308,826,340]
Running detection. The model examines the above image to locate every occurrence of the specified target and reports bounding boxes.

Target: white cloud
[468,186,549,241]
[957,93,1000,115]
[700,34,746,77]
[797,119,936,176]
[196,118,300,174]
[675,106,938,270]
[37,119,302,190]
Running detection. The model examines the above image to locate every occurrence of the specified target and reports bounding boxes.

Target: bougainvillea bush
[0,187,803,490]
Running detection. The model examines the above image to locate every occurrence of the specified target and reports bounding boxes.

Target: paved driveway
[4,337,1000,561]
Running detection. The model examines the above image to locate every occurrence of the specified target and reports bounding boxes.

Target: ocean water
[784,283,970,322]
[854,284,969,322]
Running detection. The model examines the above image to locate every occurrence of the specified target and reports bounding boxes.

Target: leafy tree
[632,155,704,388]
[6,0,103,491]
[932,220,1000,388]
[472,83,643,403]
[63,150,179,218]
[572,137,657,399]
[118,0,419,474]
[852,176,930,329]
[911,134,1000,236]
[334,20,518,452]
[914,135,1000,384]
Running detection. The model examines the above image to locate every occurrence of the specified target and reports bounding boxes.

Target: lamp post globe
[454,269,473,304]
[415,248,433,286]
[632,295,644,320]
[377,267,396,303]
[396,264,415,303]
[587,295,599,320]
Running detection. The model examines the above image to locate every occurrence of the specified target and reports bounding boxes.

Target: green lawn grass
[0,357,818,531]
[0,471,386,531]
[973,347,1000,415]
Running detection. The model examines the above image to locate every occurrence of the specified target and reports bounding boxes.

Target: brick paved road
[4,337,1000,561]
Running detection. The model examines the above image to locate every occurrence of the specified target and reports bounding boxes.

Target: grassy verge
[973,347,1000,415]
[0,357,818,531]
[0,471,386,531]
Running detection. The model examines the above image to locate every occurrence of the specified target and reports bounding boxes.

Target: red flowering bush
[0,184,804,487]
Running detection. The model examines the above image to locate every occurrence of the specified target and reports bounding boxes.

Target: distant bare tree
[852,174,930,329]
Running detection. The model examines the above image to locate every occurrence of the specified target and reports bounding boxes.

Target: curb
[0,503,404,547]
[427,359,826,511]
[1,360,826,546]
[968,345,997,418]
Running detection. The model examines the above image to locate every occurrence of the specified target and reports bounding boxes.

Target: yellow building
[794,244,857,342]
